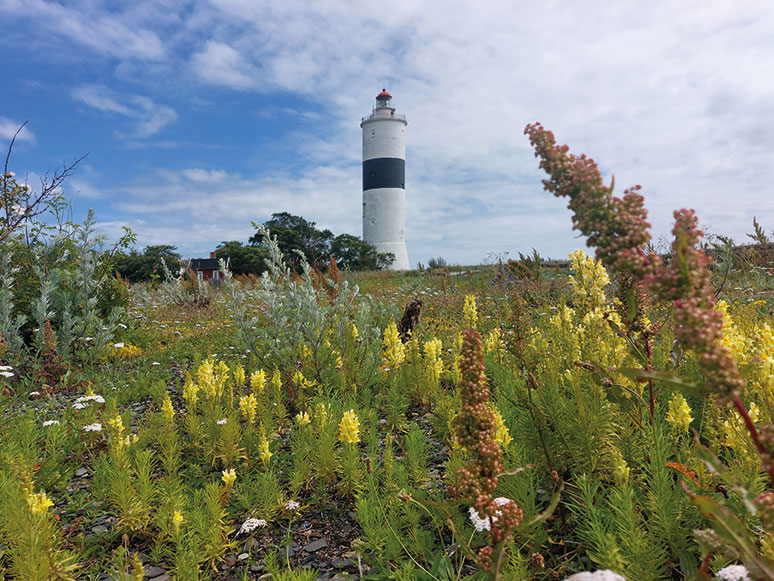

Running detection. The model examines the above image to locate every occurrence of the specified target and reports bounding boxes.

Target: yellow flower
[490,406,512,448]
[292,370,315,390]
[182,379,199,407]
[724,402,760,451]
[423,338,444,383]
[611,448,630,485]
[335,355,343,369]
[108,412,125,436]
[259,434,272,465]
[221,468,237,488]
[249,369,266,395]
[315,402,329,428]
[26,490,53,516]
[568,249,610,315]
[295,411,311,426]
[271,368,282,393]
[161,393,175,422]
[232,362,246,388]
[172,510,184,532]
[463,295,478,329]
[381,321,405,369]
[239,393,258,424]
[339,409,360,445]
[483,328,504,355]
[666,393,693,432]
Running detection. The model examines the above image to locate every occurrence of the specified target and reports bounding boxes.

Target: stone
[143,565,166,577]
[304,538,328,553]
[75,467,88,478]
[91,525,108,534]
[237,553,249,561]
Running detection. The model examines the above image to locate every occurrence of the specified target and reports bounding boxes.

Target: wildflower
[239,518,268,534]
[113,342,125,348]
[11,204,25,217]
[26,490,54,516]
[468,497,514,532]
[335,355,343,369]
[107,413,125,436]
[259,433,272,465]
[423,338,444,383]
[292,370,315,391]
[83,423,102,432]
[161,393,175,422]
[568,249,610,315]
[463,294,478,328]
[0,370,14,378]
[611,448,630,484]
[239,393,258,424]
[0,365,12,371]
[271,368,282,393]
[42,420,60,427]
[715,564,752,581]
[666,393,693,432]
[339,409,360,445]
[723,402,760,450]
[221,468,237,488]
[250,369,266,394]
[183,379,199,407]
[295,411,311,426]
[232,362,245,387]
[172,510,184,532]
[381,321,405,369]
[490,406,512,448]
[284,500,300,511]
[216,418,227,426]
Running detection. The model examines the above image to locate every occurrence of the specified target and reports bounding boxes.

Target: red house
[187,252,230,282]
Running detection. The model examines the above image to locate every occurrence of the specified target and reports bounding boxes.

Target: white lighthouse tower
[361,88,410,270]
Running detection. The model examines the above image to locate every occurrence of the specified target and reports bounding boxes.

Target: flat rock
[144,565,166,577]
[75,467,88,478]
[304,538,328,553]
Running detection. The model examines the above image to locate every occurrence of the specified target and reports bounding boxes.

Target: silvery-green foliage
[0,251,25,353]
[224,224,387,385]
[156,257,213,307]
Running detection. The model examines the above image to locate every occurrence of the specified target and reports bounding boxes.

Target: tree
[250,212,333,269]
[330,233,395,271]
[215,241,269,276]
[114,245,181,283]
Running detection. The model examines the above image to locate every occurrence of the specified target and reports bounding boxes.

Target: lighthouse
[361,89,410,270]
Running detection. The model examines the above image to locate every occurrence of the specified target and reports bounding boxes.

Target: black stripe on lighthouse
[363,158,405,191]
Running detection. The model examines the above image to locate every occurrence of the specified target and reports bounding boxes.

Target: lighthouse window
[370,130,375,137]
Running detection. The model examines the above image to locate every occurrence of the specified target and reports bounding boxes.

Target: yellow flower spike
[182,379,199,407]
[221,468,237,489]
[349,322,359,340]
[107,413,125,436]
[25,490,54,516]
[381,321,405,369]
[423,338,444,383]
[463,295,478,329]
[335,355,343,369]
[271,369,282,393]
[250,369,266,395]
[295,411,311,426]
[666,393,693,432]
[258,434,272,465]
[161,393,175,422]
[723,402,760,450]
[172,510,184,532]
[315,402,329,427]
[339,409,361,445]
[238,393,258,424]
[233,363,246,388]
[490,406,512,448]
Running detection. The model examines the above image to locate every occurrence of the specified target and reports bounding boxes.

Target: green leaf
[616,368,703,395]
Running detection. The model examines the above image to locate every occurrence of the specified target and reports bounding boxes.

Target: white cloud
[0,0,165,61]
[191,41,257,89]
[0,118,35,143]
[72,85,177,139]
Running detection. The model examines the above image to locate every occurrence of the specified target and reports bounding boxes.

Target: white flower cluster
[238,518,268,534]
[216,418,228,425]
[72,395,105,409]
[42,420,60,427]
[83,423,103,432]
[468,497,512,532]
[0,365,14,378]
[284,500,300,511]
[716,565,751,581]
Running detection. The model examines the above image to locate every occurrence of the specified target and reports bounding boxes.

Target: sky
[1,0,772,266]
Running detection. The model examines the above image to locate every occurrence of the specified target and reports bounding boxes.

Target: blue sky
[1,0,772,265]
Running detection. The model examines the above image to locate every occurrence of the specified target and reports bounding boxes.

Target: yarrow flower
[83,423,103,432]
[284,500,300,511]
[562,571,626,581]
[72,394,106,410]
[468,497,513,532]
[239,518,268,534]
[42,420,60,427]
[216,418,228,425]
[715,564,752,581]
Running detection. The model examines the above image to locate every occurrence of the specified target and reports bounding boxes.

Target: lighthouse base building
[361,89,410,270]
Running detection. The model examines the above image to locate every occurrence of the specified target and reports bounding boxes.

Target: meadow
[1,126,774,580]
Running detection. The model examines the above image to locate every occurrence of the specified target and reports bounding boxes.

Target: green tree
[250,212,333,269]
[330,233,394,271]
[215,241,269,276]
[114,245,181,283]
